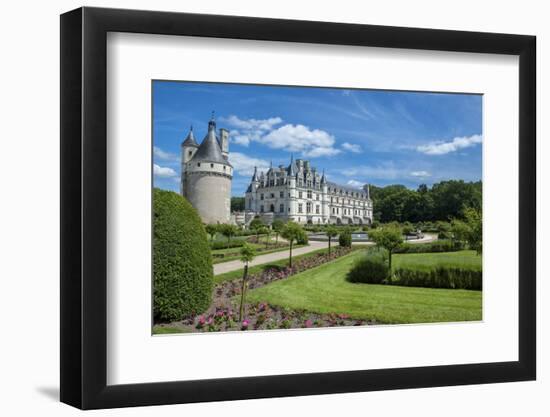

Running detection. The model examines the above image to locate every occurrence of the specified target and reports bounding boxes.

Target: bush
[296,230,309,245]
[393,267,482,290]
[210,239,246,250]
[394,240,463,254]
[338,230,352,247]
[347,252,389,284]
[153,189,213,321]
[438,230,452,240]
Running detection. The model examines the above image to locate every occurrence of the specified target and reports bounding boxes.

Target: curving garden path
[213,233,438,275]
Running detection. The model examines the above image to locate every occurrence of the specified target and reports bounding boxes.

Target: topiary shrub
[338,230,352,247]
[153,189,213,322]
[346,252,389,284]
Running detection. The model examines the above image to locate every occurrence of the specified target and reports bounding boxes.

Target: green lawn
[246,250,482,324]
[214,247,331,283]
[393,250,481,271]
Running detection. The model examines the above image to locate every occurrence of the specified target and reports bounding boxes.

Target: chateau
[244,157,373,225]
[180,117,233,224]
[180,116,373,226]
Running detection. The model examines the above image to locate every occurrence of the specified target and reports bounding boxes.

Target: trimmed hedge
[394,240,463,254]
[393,267,482,290]
[347,252,389,284]
[210,239,246,250]
[153,189,213,321]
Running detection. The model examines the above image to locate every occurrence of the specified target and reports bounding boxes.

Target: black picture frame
[60,6,536,410]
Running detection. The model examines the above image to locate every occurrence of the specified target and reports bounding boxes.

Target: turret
[181,126,199,196]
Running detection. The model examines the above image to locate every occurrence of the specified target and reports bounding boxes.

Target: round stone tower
[181,116,233,224]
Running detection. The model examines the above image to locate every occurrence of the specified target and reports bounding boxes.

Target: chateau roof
[327,181,366,197]
[182,126,198,147]
[193,120,232,167]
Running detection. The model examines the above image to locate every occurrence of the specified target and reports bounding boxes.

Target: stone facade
[180,117,232,224]
[244,157,373,226]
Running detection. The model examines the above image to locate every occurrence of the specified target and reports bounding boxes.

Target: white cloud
[153,146,178,161]
[260,124,339,158]
[342,142,362,153]
[303,146,341,158]
[416,134,482,155]
[346,179,364,188]
[221,115,341,158]
[410,171,431,177]
[221,115,283,131]
[341,162,406,181]
[153,164,177,178]
[229,152,270,177]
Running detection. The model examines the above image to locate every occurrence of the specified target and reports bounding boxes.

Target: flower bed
[179,302,375,332]
[156,246,369,332]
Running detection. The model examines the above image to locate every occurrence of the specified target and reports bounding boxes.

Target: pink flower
[241,320,250,330]
[304,320,313,328]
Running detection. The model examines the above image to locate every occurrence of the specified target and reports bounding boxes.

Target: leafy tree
[464,207,482,254]
[325,226,338,257]
[280,222,304,267]
[204,223,218,242]
[238,243,257,321]
[219,223,238,246]
[231,197,245,212]
[338,229,352,247]
[369,225,404,272]
[402,222,414,237]
[271,219,285,244]
[450,218,470,248]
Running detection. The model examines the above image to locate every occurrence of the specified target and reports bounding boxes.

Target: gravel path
[213,233,437,275]
[213,240,330,275]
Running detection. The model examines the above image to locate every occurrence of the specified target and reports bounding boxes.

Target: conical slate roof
[193,123,232,167]
[182,126,198,147]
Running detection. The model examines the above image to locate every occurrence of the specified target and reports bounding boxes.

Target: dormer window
[197,163,201,167]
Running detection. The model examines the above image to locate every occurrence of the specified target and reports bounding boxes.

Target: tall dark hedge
[153,189,213,321]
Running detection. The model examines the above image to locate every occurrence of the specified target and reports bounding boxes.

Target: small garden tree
[338,229,352,248]
[219,223,238,246]
[325,226,338,257]
[204,223,218,242]
[238,243,257,321]
[258,225,270,249]
[280,222,304,268]
[249,217,264,243]
[369,225,403,272]
[272,219,284,245]
[464,207,482,254]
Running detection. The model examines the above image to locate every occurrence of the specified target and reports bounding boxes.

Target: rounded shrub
[153,189,213,321]
[346,252,389,284]
[338,230,352,247]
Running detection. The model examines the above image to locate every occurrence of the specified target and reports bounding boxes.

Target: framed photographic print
[60,7,536,410]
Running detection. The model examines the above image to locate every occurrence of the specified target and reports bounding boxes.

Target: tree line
[370,180,482,223]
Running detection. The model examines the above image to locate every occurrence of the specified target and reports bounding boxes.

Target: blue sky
[153,80,482,196]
